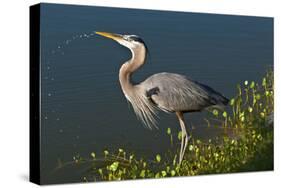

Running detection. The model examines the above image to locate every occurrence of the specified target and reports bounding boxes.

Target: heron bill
[95,31,122,41]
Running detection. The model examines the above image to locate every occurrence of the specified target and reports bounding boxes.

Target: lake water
[39,3,273,184]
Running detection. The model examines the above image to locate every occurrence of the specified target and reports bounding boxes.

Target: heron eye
[123,36,131,41]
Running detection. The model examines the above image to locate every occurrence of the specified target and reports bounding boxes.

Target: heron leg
[181,120,190,162]
[176,112,190,165]
[180,121,187,164]
[179,126,184,163]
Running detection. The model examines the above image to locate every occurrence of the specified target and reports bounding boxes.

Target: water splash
[51,31,96,55]
[45,31,97,133]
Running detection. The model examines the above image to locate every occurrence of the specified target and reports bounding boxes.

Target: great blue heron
[95,31,229,164]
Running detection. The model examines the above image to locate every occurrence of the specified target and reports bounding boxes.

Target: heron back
[141,72,229,113]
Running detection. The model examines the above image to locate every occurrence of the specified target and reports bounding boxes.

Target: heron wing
[141,72,228,113]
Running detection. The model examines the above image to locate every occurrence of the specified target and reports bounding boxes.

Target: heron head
[95,31,147,51]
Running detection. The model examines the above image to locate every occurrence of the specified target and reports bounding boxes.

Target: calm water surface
[40,3,273,184]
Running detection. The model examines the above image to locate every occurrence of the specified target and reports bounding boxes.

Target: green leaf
[161,170,167,177]
[104,150,109,157]
[250,81,255,89]
[140,170,146,178]
[212,109,219,116]
[189,144,194,151]
[230,98,235,106]
[239,112,245,122]
[214,152,219,158]
[91,152,96,159]
[262,77,266,86]
[98,168,103,175]
[178,131,182,140]
[248,106,253,113]
[156,154,161,163]
[171,170,176,176]
[155,173,160,178]
[166,127,171,135]
[109,162,119,172]
[118,148,124,153]
[265,91,270,96]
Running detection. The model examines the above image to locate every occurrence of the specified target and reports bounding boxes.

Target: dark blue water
[39,3,273,184]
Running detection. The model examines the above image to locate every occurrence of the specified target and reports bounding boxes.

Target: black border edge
[30,3,41,185]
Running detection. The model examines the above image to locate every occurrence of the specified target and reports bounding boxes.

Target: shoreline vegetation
[56,69,273,182]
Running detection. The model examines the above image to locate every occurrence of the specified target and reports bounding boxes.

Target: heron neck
[119,46,146,94]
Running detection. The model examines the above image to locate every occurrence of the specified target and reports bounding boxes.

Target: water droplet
[48,93,52,97]
[56,118,60,121]
[47,66,50,70]
[59,129,63,133]
[44,116,48,120]
[51,77,55,81]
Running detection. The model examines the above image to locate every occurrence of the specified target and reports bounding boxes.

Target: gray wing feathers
[142,72,228,112]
